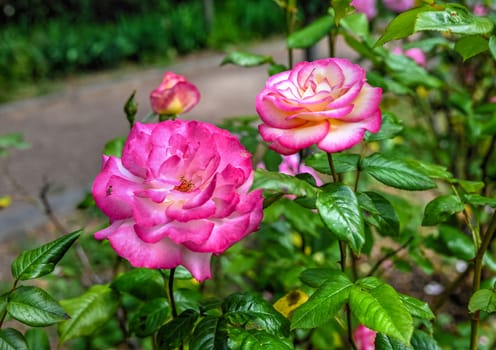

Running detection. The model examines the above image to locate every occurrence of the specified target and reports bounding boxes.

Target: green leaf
[222,293,289,337]
[189,316,229,350]
[252,169,318,198]
[7,286,67,327]
[129,298,170,337]
[438,225,474,260]
[299,268,342,288]
[350,278,413,344]
[332,0,354,26]
[455,35,488,61]
[415,6,494,35]
[221,51,274,67]
[340,12,369,38]
[11,230,81,281]
[411,330,441,350]
[422,195,465,226]
[305,152,360,175]
[317,184,365,254]
[268,63,287,76]
[384,52,442,88]
[375,6,432,46]
[468,288,496,313]
[362,153,436,191]
[375,333,413,350]
[406,160,453,181]
[366,72,412,95]
[365,112,403,142]
[0,328,28,350]
[227,328,293,350]
[287,15,334,49]
[103,136,126,157]
[398,294,435,320]
[455,179,484,193]
[157,309,199,350]
[25,329,50,350]
[58,284,119,344]
[464,194,496,208]
[358,191,400,237]
[489,36,496,60]
[0,133,30,157]
[111,268,165,300]
[291,271,352,329]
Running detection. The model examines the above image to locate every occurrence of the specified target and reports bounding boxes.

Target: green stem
[469,212,496,350]
[326,153,339,183]
[168,268,178,318]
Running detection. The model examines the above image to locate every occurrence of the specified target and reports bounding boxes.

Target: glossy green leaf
[411,330,441,350]
[375,333,413,350]
[157,309,199,350]
[455,35,488,61]
[25,329,50,350]
[129,298,170,337]
[11,230,81,281]
[221,51,274,67]
[489,36,496,60]
[358,191,400,237]
[111,268,165,300]
[362,153,436,191]
[464,194,496,208]
[222,293,289,337]
[468,288,496,313]
[103,136,126,157]
[305,152,360,175]
[58,284,119,343]
[7,286,67,327]
[406,160,453,181]
[252,169,318,198]
[0,328,28,350]
[317,184,365,254]
[350,278,413,344]
[365,112,403,142]
[398,294,435,320]
[291,271,352,329]
[227,328,293,350]
[375,6,431,46]
[189,316,229,350]
[287,15,334,49]
[415,6,494,35]
[422,195,464,226]
[299,268,342,288]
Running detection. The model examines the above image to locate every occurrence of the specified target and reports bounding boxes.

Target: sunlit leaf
[468,288,496,313]
[464,194,496,208]
[455,35,488,61]
[287,15,334,49]
[398,294,435,320]
[375,6,431,46]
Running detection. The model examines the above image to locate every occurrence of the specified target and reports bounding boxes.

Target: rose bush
[92,120,263,281]
[149,71,200,116]
[256,58,382,155]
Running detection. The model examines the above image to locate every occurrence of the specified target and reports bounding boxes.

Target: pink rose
[279,154,323,186]
[92,120,263,281]
[383,0,415,12]
[150,72,200,115]
[392,47,426,67]
[473,5,488,16]
[354,325,377,350]
[351,0,377,20]
[256,58,382,155]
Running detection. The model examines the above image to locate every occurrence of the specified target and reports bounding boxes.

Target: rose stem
[326,153,339,183]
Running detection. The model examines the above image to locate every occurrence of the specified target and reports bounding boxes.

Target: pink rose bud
[383,0,415,12]
[354,325,377,350]
[351,0,378,20]
[150,72,200,115]
[92,120,263,281]
[256,58,382,155]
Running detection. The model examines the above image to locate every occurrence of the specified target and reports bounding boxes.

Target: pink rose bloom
[150,72,200,115]
[392,47,426,67]
[473,5,488,16]
[383,0,415,12]
[256,58,382,155]
[351,0,377,20]
[354,325,376,350]
[279,154,323,186]
[92,120,263,281]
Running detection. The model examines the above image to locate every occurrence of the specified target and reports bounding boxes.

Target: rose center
[174,176,194,192]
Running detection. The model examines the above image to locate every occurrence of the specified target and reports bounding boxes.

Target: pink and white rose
[256,58,382,155]
[92,120,263,281]
[150,72,200,115]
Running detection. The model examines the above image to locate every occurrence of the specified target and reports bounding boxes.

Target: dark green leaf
[111,268,165,300]
[291,271,352,329]
[129,298,170,337]
[489,36,496,60]
[221,51,274,67]
[305,152,360,175]
[189,316,229,350]
[350,278,413,344]
[422,195,464,226]
[317,184,365,254]
[455,35,488,61]
[103,137,126,157]
[468,288,496,313]
[411,329,441,350]
[299,268,342,288]
[375,333,413,350]
[415,6,494,35]
[25,329,50,350]
[157,309,199,350]
[365,112,403,142]
[362,153,436,191]
[252,169,318,198]
[58,284,119,343]
[262,149,282,172]
[464,194,496,208]
[398,294,435,320]
[287,15,334,49]
[7,286,67,327]
[227,328,293,350]
[358,191,400,237]
[11,230,81,281]
[0,328,28,350]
